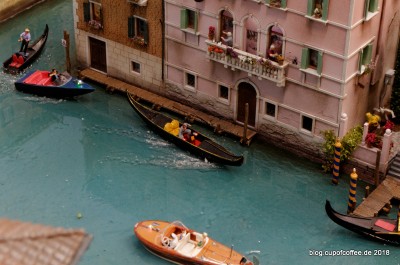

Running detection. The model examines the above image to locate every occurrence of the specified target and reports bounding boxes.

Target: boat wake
[21,96,65,104]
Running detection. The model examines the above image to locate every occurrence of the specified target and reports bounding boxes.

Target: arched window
[220,10,233,46]
[267,25,283,61]
[244,17,258,55]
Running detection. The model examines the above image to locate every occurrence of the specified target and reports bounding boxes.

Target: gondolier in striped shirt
[18,28,31,56]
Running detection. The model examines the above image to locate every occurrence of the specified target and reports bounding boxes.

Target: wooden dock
[353,175,400,217]
[79,68,257,145]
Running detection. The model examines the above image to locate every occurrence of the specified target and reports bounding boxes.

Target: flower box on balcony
[88,20,103,30]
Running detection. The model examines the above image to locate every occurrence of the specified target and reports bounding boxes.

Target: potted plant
[208,26,215,40]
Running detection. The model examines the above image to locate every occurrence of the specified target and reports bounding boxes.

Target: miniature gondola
[14,70,94,98]
[134,220,254,265]
[127,92,244,166]
[3,24,49,74]
[325,200,400,245]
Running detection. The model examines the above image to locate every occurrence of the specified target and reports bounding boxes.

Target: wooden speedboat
[127,92,244,166]
[3,24,49,74]
[325,200,400,245]
[134,220,254,265]
[14,70,95,98]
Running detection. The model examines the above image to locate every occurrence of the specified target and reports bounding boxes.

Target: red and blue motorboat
[14,70,95,98]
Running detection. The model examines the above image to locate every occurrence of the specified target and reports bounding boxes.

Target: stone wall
[0,0,45,22]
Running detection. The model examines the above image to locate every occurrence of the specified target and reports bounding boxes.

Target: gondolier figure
[18,28,31,56]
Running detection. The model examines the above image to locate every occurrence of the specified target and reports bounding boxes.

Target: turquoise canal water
[0,1,399,264]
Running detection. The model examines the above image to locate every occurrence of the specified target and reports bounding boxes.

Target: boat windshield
[160,221,188,238]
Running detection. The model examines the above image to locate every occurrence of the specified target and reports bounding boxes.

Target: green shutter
[180,9,187,29]
[265,0,271,4]
[99,7,103,24]
[307,0,315,16]
[358,50,364,72]
[301,48,310,69]
[83,2,90,22]
[322,0,329,21]
[281,0,287,8]
[128,16,135,38]
[369,0,378,12]
[363,44,373,65]
[317,51,323,75]
[143,21,149,44]
[364,0,371,18]
[194,11,199,32]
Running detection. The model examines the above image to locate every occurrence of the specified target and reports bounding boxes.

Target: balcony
[205,40,288,87]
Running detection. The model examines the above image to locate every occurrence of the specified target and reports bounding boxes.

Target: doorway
[237,82,257,127]
[89,37,107,73]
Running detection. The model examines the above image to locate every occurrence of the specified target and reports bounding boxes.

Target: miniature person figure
[178,123,191,140]
[169,233,179,249]
[18,28,31,56]
[221,31,233,47]
[313,4,322,18]
[49,69,60,82]
[268,43,278,61]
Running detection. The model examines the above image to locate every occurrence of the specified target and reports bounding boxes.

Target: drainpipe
[371,0,385,103]
[161,0,165,82]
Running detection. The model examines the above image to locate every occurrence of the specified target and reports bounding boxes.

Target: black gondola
[3,24,49,74]
[325,200,400,245]
[127,92,244,166]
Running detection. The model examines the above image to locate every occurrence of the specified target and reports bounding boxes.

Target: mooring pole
[332,140,341,185]
[347,168,358,214]
[374,150,381,186]
[63,30,71,73]
[242,103,249,145]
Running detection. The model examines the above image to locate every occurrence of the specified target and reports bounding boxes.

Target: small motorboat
[14,70,95,98]
[134,220,255,265]
[325,200,400,245]
[127,92,244,166]
[3,24,49,74]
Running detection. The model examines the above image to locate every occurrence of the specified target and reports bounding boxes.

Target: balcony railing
[205,40,288,87]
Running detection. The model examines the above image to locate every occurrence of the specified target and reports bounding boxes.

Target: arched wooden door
[237,82,257,127]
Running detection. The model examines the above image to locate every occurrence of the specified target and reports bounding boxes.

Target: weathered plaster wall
[74,0,162,58]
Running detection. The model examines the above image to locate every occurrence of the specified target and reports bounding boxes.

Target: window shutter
[128,16,135,38]
[143,21,149,44]
[322,0,329,21]
[180,9,187,29]
[363,44,373,65]
[364,0,371,18]
[369,0,378,12]
[194,11,199,32]
[301,48,310,69]
[307,0,315,16]
[358,50,364,72]
[99,6,103,24]
[83,2,90,22]
[281,0,287,8]
[317,51,323,75]
[265,0,271,4]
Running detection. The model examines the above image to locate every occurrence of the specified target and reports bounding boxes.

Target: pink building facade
[164,0,400,157]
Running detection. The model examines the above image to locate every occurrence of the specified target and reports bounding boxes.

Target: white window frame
[217,83,230,105]
[263,100,277,121]
[184,71,197,91]
[131,60,141,75]
[300,114,315,134]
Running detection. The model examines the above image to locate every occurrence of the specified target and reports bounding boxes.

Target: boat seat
[9,54,19,67]
[13,56,25,68]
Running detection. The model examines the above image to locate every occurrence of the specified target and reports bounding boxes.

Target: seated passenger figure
[169,233,179,249]
[49,68,59,82]
[178,123,191,140]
